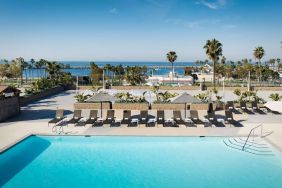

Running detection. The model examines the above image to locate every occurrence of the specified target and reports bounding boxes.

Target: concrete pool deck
[0,90,282,153]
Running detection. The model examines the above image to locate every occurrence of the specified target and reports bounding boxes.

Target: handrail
[242,124,263,151]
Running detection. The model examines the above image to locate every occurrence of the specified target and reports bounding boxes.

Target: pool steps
[223,137,274,156]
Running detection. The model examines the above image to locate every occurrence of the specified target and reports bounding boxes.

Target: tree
[203,39,223,87]
[253,46,265,82]
[277,58,281,71]
[166,51,177,82]
[125,66,147,85]
[30,59,35,79]
[90,62,103,85]
[269,93,282,101]
[13,57,25,85]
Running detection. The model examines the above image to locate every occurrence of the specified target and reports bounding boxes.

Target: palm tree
[166,51,177,82]
[14,57,25,85]
[30,58,35,79]
[269,93,282,101]
[253,46,265,82]
[221,56,226,64]
[203,39,223,87]
[277,58,281,71]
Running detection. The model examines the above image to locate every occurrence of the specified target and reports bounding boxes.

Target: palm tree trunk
[213,61,216,88]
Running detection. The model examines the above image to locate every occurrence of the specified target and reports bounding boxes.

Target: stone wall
[0,97,20,122]
[20,86,65,106]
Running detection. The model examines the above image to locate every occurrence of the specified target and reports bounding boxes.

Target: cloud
[109,8,118,14]
[196,0,227,10]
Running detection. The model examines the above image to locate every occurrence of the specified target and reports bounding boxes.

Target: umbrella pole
[100,102,102,118]
[185,103,187,118]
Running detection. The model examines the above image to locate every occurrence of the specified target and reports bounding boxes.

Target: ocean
[1,61,196,77]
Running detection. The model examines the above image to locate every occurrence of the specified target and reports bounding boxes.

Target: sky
[0,0,281,62]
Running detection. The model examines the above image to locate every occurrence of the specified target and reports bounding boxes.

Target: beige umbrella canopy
[86,92,116,117]
[264,101,282,113]
[172,92,202,117]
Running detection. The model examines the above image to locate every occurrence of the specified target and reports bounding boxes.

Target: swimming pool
[1,136,282,188]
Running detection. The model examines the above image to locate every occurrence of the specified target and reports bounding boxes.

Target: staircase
[223,137,273,156]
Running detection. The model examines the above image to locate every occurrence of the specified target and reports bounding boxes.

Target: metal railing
[242,124,263,151]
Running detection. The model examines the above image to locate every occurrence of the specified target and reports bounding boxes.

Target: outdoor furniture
[240,101,247,110]
[157,110,165,125]
[164,118,176,127]
[129,118,139,127]
[226,101,235,110]
[93,117,104,127]
[147,118,157,127]
[140,110,149,124]
[225,110,242,127]
[85,110,98,124]
[173,111,185,125]
[103,110,115,125]
[112,118,122,127]
[121,110,131,125]
[75,118,87,127]
[207,111,225,127]
[48,109,65,126]
[251,101,265,114]
[67,110,82,125]
[190,110,203,124]
[172,92,202,118]
[184,117,195,127]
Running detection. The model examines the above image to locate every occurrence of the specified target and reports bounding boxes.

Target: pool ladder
[223,124,274,156]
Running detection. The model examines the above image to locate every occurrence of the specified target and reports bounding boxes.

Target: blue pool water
[1,136,282,188]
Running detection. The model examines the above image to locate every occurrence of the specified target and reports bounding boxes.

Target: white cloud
[109,8,118,14]
[196,0,227,10]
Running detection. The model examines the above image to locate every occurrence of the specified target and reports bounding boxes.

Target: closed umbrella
[86,92,116,117]
[172,92,202,118]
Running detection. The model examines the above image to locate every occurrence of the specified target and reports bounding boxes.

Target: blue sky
[0,0,281,62]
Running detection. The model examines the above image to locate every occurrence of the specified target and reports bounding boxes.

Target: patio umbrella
[264,101,282,113]
[172,92,202,118]
[85,92,116,117]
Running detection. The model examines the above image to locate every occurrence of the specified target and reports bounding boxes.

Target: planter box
[74,103,111,110]
[151,103,186,110]
[112,103,149,110]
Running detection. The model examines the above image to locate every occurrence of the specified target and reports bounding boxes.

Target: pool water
[1,136,282,188]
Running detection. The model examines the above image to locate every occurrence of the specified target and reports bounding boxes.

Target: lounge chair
[173,111,185,125]
[67,110,82,124]
[121,110,131,125]
[240,101,254,114]
[226,101,235,110]
[48,109,65,126]
[140,110,149,124]
[157,110,165,125]
[103,110,115,125]
[251,101,265,114]
[75,119,87,127]
[240,101,247,110]
[146,113,157,127]
[207,111,225,127]
[190,110,203,124]
[85,110,98,125]
[225,110,243,127]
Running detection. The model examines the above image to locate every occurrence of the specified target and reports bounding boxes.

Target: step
[223,139,273,156]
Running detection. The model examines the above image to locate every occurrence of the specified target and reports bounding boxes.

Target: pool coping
[1,132,282,154]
